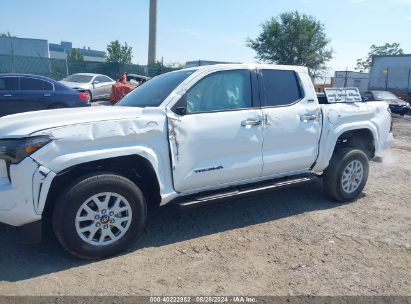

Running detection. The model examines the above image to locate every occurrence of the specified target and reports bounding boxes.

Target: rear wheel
[52,173,146,259]
[323,148,369,202]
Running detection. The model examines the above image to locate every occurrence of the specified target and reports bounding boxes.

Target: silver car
[60,73,115,102]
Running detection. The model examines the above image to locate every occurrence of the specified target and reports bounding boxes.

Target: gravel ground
[0,117,410,296]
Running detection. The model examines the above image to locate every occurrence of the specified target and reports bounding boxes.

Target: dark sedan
[362,91,410,115]
[0,74,90,117]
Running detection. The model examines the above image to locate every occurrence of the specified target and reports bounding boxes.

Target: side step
[173,175,319,209]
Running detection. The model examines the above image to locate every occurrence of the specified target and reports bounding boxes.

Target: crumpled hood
[0,106,144,138]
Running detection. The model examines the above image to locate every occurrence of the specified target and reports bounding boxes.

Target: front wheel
[52,174,147,259]
[323,148,369,202]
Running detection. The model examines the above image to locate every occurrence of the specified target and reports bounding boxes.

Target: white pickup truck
[0,64,393,259]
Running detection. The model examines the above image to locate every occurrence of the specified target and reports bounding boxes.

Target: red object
[119,73,127,84]
[110,82,137,104]
[79,92,89,102]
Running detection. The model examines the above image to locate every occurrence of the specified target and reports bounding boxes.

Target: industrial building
[0,36,106,62]
[49,41,106,62]
[0,36,49,58]
[332,71,370,92]
[369,55,411,98]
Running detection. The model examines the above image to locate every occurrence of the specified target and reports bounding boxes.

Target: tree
[67,49,84,62]
[106,40,133,64]
[247,11,333,76]
[0,31,13,37]
[165,62,184,69]
[355,43,404,72]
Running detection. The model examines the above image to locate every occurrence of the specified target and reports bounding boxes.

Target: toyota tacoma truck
[0,64,393,259]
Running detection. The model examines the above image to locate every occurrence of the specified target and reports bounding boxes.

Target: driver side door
[168,69,264,193]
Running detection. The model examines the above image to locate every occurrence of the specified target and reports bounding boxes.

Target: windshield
[64,74,94,83]
[117,70,196,107]
[372,91,398,100]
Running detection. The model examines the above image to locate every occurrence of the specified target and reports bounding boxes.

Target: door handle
[300,114,317,122]
[43,94,51,97]
[3,94,12,97]
[241,118,262,127]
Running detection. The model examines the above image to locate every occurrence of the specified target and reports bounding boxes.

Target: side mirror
[175,107,186,116]
[173,95,188,115]
[92,80,99,85]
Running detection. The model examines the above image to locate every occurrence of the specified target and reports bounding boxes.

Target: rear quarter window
[261,70,303,107]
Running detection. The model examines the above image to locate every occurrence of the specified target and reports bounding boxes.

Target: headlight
[0,136,51,164]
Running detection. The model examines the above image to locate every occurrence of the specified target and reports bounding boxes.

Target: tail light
[79,92,89,102]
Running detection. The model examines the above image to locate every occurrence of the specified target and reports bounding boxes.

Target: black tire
[323,148,369,202]
[52,173,147,259]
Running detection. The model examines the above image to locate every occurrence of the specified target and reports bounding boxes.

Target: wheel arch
[313,124,378,173]
[334,128,376,159]
[42,154,162,222]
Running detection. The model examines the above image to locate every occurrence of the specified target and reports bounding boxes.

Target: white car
[60,73,115,102]
[0,64,393,259]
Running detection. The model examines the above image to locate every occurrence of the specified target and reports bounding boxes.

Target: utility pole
[344,67,348,87]
[147,0,157,66]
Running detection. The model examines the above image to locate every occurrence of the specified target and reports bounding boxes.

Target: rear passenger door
[17,77,55,113]
[0,76,20,117]
[259,69,321,177]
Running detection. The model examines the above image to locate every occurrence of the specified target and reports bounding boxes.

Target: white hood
[0,106,144,138]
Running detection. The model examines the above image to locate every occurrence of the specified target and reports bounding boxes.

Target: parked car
[60,73,115,102]
[126,74,150,85]
[362,91,411,115]
[0,64,393,259]
[0,73,90,117]
[110,74,151,104]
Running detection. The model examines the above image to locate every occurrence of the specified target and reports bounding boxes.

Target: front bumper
[0,158,55,227]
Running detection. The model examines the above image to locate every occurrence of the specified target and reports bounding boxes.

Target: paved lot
[91,99,111,107]
[0,117,410,296]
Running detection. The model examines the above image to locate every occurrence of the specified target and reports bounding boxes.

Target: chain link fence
[0,54,179,80]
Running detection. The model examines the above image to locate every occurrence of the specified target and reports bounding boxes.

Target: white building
[333,71,369,92]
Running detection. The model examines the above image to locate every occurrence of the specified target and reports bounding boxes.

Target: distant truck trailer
[369,55,411,100]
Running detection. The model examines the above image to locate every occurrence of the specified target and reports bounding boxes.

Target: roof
[0,73,57,82]
[69,73,102,77]
[183,63,308,73]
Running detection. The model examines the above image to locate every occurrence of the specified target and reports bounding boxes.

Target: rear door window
[100,76,113,83]
[0,77,19,91]
[43,81,53,91]
[261,70,303,107]
[96,76,111,83]
[20,77,47,91]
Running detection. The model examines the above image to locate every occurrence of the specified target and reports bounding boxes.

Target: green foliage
[67,49,84,62]
[247,11,333,76]
[355,43,404,72]
[165,62,184,69]
[106,40,133,64]
[0,31,13,37]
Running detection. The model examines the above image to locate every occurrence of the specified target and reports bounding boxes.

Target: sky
[1,0,411,76]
